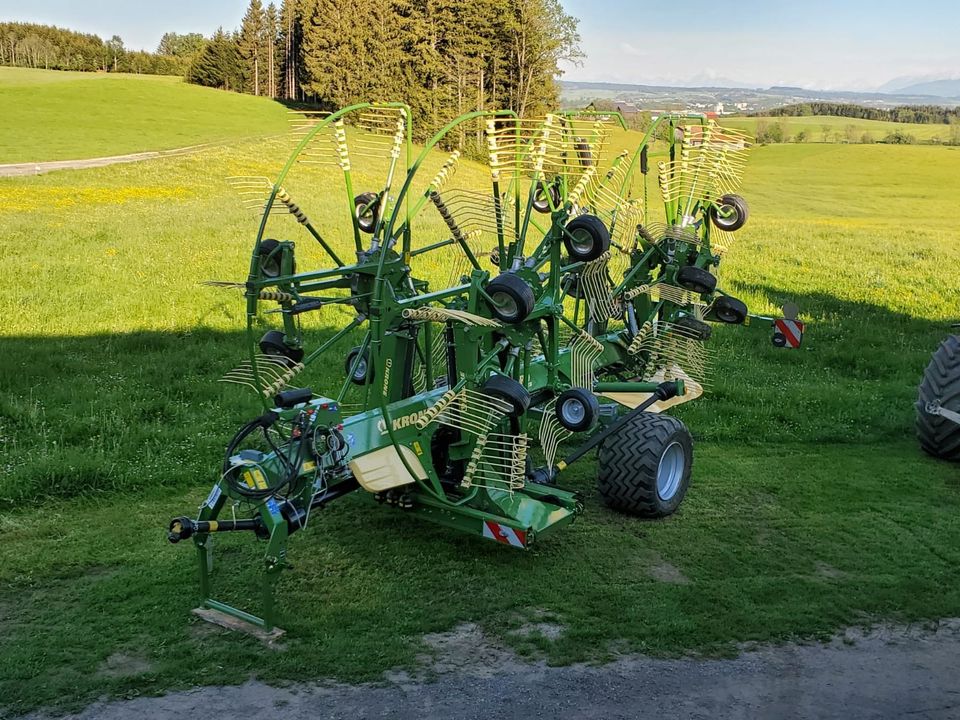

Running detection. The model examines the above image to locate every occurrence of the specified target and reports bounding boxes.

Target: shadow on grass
[2,307,960,715]
[0,283,950,505]
[677,280,951,444]
[0,327,353,505]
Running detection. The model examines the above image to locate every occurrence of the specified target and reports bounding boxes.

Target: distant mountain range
[883,79,960,98]
[559,81,960,112]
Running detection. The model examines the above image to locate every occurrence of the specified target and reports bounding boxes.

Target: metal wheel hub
[570,229,594,254]
[353,358,367,378]
[560,398,586,425]
[492,292,518,320]
[715,205,738,228]
[656,441,685,501]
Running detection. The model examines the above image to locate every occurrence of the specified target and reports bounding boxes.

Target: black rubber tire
[598,412,693,517]
[555,388,599,432]
[709,194,749,232]
[674,315,712,341]
[345,345,372,385]
[532,183,561,214]
[257,239,282,279]
[916,335,960,460]
[564,214,611,262]
[259,330,304,364]
[481,375,531,417]
[574,137,593,167]
[676,266,717,295]
[354,192,379,234]
[711,295,748,325]
[486,273,535,323]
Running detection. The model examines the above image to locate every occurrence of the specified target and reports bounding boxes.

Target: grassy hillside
[725,114,954,142]
[0,68,290,163]
[2,137,960,714]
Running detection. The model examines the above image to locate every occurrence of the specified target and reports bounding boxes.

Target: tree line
[2,0,583,146]
[758,102,960,125]
[187,0,582,141]
[753,117,960,146]
[0,22,190,75]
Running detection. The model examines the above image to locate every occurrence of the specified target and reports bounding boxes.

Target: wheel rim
[260,255,280,278]
[492,291,518,320]
[353,357,367,380]
[657,441,685,501]
[560,398,586,426]
[533,186,550,211]
[357,210,375,230]
[570,228,595,255]
[715,204,738,228]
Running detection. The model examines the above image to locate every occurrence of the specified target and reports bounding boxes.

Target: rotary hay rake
[168,104,757,632]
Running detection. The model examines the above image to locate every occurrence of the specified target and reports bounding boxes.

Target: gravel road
[20,619,960,720]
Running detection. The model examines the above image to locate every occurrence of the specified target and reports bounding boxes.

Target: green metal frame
[169,107,754,630]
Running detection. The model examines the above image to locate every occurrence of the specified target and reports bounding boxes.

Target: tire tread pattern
[598,413,692,517]
[917,335,960,460]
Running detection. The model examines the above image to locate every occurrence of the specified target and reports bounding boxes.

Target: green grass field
[0,68,290,163]
[725,114,955,143]
[2,121,960,714]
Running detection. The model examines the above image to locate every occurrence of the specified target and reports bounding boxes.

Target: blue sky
[1,0,958,90]
[561,0,960,90]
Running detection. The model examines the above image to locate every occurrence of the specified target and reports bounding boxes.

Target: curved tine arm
[249,102,412,269]
[615,113,711,199]
[557,108,628,130]
[381,109,519,252]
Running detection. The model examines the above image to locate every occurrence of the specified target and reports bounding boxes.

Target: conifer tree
[238,0,268,95]
[279,0,304,100]
[187,28,243,91]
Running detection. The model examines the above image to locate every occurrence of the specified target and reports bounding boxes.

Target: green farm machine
[168,105,754,631]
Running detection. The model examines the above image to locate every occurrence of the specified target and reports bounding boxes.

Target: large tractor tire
[916,335,960,460]
[598,413,693,517]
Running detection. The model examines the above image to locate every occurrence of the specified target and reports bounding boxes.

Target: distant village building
[615,102,641,123]
[583,99,644,125]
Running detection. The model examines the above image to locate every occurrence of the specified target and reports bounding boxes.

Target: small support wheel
[555,388,599,432]
[259,330,304,364]
[532,182,561,214]
[345,345,373,385]
[486,273,535,323]
[673,316,712,341]
[563,215,610,262]
[598,412,693,517]
[257,239,282,279]
[711,295,748,325]
[676,266,717,295]
[709,194,749,232]
[482,375,531,417]
[354,192,380,234]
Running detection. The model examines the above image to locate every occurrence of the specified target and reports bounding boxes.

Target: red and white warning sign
[771,302,804,349]
[482,521,527,548]
[773,318,804,348]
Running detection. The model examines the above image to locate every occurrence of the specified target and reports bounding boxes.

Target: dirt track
[20,619,960,720]
[0,146,204,177]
